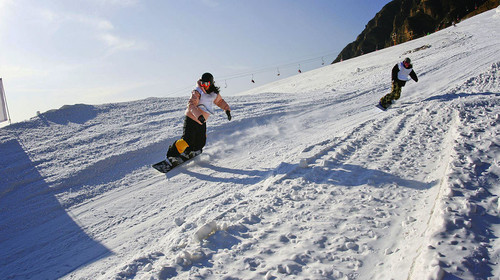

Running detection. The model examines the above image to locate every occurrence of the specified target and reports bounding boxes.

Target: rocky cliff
[332,0,500,63]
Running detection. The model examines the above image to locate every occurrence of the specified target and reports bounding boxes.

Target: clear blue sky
[0,0,391,123]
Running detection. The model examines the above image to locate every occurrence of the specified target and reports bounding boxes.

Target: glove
[226,110,232,121]
[198,115,206,124]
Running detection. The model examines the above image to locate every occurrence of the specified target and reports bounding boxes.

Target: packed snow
[1,7,500,280]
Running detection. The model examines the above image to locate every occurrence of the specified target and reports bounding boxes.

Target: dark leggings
[166,116,206,158]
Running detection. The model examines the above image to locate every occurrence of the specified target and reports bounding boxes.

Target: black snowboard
[376,103,389,111]
[152,153,201,174]
[377,100,391,111]
[152,160,175,173]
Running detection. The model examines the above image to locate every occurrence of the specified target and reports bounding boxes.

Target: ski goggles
[201,81,211,87]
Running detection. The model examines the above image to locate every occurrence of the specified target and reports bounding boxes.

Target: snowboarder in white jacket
[165,72,231,167]
[379,57,418,109]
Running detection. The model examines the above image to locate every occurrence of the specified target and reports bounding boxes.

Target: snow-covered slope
[1,7,499,280]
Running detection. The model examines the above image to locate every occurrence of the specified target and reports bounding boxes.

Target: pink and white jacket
[185,81,230,125]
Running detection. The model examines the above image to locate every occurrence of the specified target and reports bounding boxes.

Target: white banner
[0,78,9,122]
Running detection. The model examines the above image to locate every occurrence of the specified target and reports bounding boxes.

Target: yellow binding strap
[175,139,189,153]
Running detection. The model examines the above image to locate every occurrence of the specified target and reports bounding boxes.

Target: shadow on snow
[424,91,498,102]
[274,162,435,190]
[0,139,111,279]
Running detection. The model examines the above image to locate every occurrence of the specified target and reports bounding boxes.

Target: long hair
[207,83,220,94]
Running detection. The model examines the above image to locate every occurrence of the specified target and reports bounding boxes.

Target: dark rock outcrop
[332,0,500,63]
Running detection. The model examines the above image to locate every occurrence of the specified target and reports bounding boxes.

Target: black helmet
[201,72,214,84]
[404,57,411,64]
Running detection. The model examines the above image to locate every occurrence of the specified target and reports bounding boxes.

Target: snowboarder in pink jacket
[165,73,231,167]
